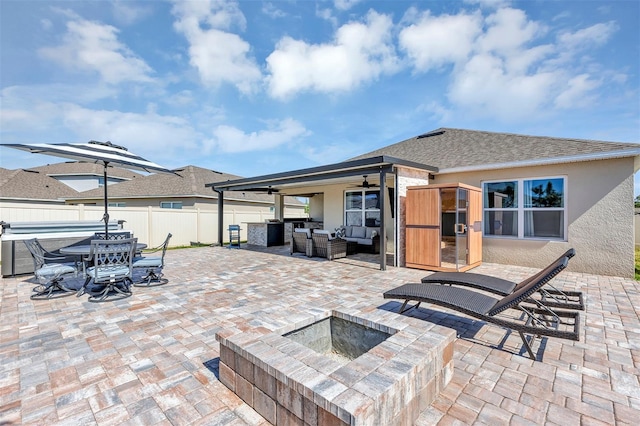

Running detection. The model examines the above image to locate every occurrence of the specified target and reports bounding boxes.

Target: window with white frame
[108,202,126,207]
[160,201,183,209]
[345,190,380,226]
[483,177,566,240]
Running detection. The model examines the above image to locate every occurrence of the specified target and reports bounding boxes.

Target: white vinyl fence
[0,203,283,255]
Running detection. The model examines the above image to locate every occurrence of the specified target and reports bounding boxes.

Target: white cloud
[448,53,558,120]
[334,0,364,11]
[557,21,618,50]
[112,0,151,25]
[266,10,399,99]
[38,18,154,85]
[262,2,286,19]
[477,8,546,55]
[60,105,200,157]
[399,10,482,70]
[207,118,309,153]
[554,74,601,109]
[171,0,261,93]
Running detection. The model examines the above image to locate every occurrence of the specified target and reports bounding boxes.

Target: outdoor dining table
[59,242,147,258]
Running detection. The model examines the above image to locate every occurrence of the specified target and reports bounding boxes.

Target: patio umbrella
[2,140,176,236]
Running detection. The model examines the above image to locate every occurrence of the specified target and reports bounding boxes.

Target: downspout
[379,169,387,271]
[214,189,224,246]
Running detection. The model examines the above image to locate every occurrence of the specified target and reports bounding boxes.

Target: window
[160,201,182,209]
[345,190,380,226]
[108,202,126,207]
[483,177,565,240]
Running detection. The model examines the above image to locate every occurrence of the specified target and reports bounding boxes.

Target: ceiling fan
[353,175,379,189]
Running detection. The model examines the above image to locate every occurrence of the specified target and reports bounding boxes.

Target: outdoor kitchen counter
[245,222,284,247]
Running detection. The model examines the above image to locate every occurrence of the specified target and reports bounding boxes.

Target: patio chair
[94,231,132,240]
[24,238,78,300]
[421,249,583,310]
[383,255,580,360]
[291,228,313,257]
[132,233,172,286]
[311,230,347,260]
[79,237,137,302]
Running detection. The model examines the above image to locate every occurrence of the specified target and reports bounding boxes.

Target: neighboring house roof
[27,161,144,180]
[0,167,81,201]
[69,165,305,205]
[349,128,640,174]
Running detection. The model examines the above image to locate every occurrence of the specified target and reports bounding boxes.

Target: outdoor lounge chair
[132,233,172,286]
[291,228,313,257]
[421,249,583,310]
[311,230,347,260]
[24,238,78,300]
[383,255,580,360]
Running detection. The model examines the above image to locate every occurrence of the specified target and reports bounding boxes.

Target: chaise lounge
[421,248,583,310]
[383,255,581,360]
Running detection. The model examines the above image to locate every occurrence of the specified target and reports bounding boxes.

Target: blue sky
[1,0,639,188]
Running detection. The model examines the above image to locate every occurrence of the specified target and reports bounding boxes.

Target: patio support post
[215,189,224,246]
[379,169,387,271]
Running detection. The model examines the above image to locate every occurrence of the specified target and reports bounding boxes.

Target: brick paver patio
[1,245,638,425]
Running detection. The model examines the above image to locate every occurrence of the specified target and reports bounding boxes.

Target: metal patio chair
[79,237,137,302]
[132,233,172,287]
[24,238,78,300]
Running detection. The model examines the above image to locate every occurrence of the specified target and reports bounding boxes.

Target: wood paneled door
[405,183,482,272]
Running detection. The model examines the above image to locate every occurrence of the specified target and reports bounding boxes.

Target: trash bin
[228,225,241,249]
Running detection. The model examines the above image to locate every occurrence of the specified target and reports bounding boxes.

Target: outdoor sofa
[337,225,380,253]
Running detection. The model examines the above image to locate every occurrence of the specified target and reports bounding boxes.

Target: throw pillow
[334,226,346,238]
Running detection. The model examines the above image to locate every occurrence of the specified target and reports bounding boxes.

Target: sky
[1,0,639,189]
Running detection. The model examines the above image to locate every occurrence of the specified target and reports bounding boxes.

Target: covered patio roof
[205,155,438,193]
[206,156,438,271]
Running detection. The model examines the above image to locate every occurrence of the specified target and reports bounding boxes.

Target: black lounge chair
[421,249,583,310]
[383,256,581,360]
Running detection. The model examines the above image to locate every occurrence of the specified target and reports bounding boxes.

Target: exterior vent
[417,130,445,139]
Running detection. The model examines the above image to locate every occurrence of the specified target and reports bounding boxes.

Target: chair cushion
[87,265,131,280]
[313,230,334,240]
[35,263,76,278]
[133,257,162,268]
[294,228,312,238]
[344,226,353,237]
[351,226,366,238]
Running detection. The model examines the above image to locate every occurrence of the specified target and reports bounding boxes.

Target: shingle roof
[0,167,81,200]
[349,128,640,173]
[70,165,304,205]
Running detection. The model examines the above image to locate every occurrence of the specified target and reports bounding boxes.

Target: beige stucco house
[211,128,640,278]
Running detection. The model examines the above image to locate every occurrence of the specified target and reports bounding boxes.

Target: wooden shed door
[406,188,440,267]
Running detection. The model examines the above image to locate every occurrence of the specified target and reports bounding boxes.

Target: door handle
[455,223,467,234]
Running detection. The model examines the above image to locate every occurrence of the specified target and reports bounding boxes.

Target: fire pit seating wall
[338,225,380,254]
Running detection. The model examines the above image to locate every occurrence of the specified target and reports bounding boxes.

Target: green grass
[635,246,640,280]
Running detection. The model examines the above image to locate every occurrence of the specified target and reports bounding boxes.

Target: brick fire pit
[215,307,455,425]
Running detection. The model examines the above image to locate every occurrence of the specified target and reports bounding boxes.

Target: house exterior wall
[432,157,635,278]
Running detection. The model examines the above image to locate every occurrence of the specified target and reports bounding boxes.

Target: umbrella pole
[103,163,109,237]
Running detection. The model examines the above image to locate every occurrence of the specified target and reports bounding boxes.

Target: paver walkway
[0,245,638,425]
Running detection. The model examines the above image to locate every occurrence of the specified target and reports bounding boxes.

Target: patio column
[274,193,284,220]
[379,169,387,271]
[215,189,224,246]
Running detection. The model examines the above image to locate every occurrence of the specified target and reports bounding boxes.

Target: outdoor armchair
[291,228,313,257]
[311,230,347,260]
[383,255,580,360]
[24,238,78,300]
[79,237,137,302]
[421,249,583,310]
[132,233,172,286]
